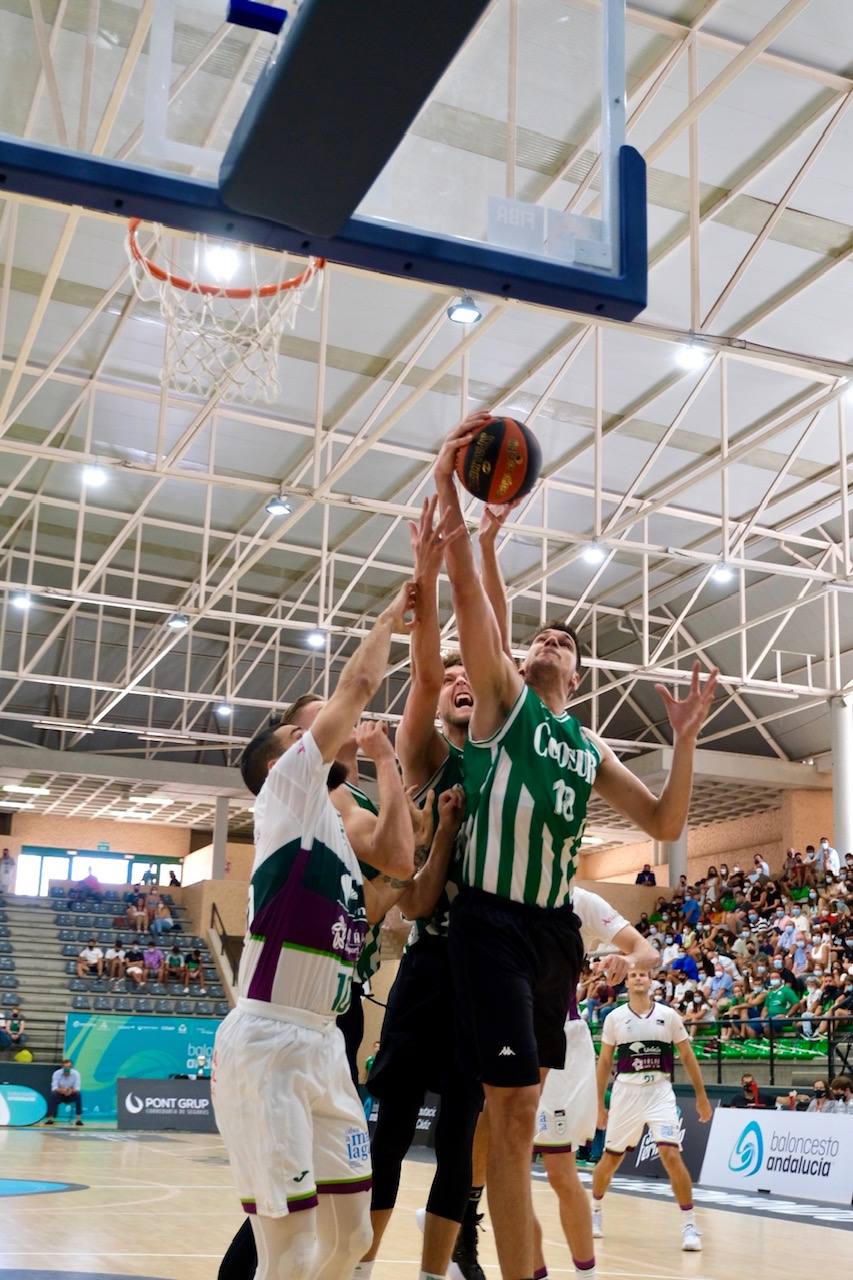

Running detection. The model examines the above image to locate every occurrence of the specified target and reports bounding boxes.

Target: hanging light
[166,611,189,629]
[581,542,606,566]
[675,342,710,371]
[10,590,32,610]
[710,562,734,584]
[447,294,482,324]
[306,631,326,649]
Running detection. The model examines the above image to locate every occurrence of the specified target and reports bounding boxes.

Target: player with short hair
[531,888,660,1280]
[212,584,416,1280]
[434,411,718,1280]
[592,968,712,1253]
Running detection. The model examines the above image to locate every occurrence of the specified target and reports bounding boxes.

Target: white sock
[352,1264,375,1278]
[680,1205,696,1227]
[592,1194,604,1207]
[576,1269,597,1279]
[419,1272,444,1279]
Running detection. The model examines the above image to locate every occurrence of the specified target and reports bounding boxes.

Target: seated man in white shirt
[76,939,103,978]
[45,1059,83,1125]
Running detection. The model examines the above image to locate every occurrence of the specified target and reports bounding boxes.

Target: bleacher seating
[46,887,227,1021]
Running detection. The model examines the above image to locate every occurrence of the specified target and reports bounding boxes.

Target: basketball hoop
[126,219,324,403]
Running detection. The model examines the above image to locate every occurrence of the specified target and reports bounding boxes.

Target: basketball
[454,416,542,503]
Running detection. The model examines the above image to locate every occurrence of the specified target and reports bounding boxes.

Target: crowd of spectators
[74,880,204,994]
[581,839,853,1046]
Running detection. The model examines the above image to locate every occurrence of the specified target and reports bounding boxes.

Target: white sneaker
[200,988,207,994]
[183,987,189,994]
[682,1223,702,1252]
[415,1207,426,1234]
[592,1207,603,1239]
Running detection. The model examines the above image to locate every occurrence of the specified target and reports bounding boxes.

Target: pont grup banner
[700,1107,853,1205]
[63,1013,221,1120]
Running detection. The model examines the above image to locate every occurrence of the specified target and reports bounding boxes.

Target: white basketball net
[127,223,324,404]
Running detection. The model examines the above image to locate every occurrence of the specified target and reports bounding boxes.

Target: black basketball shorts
[448,887,583,1088]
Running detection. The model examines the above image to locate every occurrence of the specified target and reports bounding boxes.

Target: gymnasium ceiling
[1,0,853,840]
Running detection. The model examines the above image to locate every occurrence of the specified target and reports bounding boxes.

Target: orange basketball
[454,416,542,503]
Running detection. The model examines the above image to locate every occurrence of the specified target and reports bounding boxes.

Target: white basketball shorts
[604,1077,681,1154]
[212,1001,371,1218]
[534,1018,597,1152]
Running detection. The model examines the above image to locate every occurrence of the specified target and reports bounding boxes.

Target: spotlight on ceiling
[710,562,734,584]
[581,542,607,566]
[10,590,32,610]
[675,342,710,371]
[447,294,482,324]
[82,464,108,487]
[166,611,189,630]
[306,630,326,649]
[215,703,233,718]
[205,243,239,282]
[265,493,292,516]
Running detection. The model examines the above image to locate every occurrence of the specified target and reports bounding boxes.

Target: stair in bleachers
[0,890,231,1062]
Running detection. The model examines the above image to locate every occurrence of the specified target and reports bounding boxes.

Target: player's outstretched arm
[675,1037,712,1122]
[478,502,516,658]
[397,497,461,788]
[589,661,718,841]
[397,786,464,921]
[433,414,522,736]
[341,722,415,881]
[596,1039,615,1130]
[310,582,415,765]
[597,925,660,984]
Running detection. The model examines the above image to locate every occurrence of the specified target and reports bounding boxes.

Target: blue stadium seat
[62,945,78,957]
[2,992,18,1006]
[104,889,120,901]
[196,1000,213,1015]
[72,995,92,1010]
[155,999,175,1014]
[49,887,65,899]
[94,996,111,1011]
[59,930,74,941]
[134,998,154,1013]
[162,894,174,906]
[177,1000,194,1015]
[0,926,9,938]
[0,975,18,989]
[114,996,133,1012]
[0,958,15,971]
[215,1001,230,1017]
[0,941,12,955]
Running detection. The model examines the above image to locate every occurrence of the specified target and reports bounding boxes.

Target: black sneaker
[450,1211,486,1280]
[75,1119,84,1126]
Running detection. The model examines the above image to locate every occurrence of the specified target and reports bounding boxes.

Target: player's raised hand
[598,952,632,984]
[408,495,466,581]
[654,660,718,743]
[356,719,396,764]
[479,498,521,546]
[384,580,418,634]
[434,410,494,480]
[437,784,465,833]
[405,786,435,851]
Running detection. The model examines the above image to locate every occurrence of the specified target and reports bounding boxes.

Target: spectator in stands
[143,941,165,984]
[104,938,126,980]
[802,845,818,886]
[76,937,104,978]
[5,1008,25,1049]
[635,863,656,886]
[0,847,15,893]
[150,900,175,938]
[829,1075,853,1114]
[45,1059,83,1125]
[70,868,103,904]
[145,887,160,925]
[729,1073,771,1108]
[817,975,853,1036]
[682,989,713,1039]
[183,948,207,995]
[670,943,700,983]
[168,869,181,887]
[126,893,147,932]
[636,911,651,936]
[141,864,158,885]
[165,944,186,987]
[800,975,825,1039]
[762,972,801,1034]
[806,1079,832,1113]
[123,942,146,987]
[820,837,841,879]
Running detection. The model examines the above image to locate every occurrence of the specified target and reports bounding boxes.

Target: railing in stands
[664,1013,853,1086]
[210,902,240,988]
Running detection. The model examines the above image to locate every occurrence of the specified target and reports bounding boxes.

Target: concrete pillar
[212,794,229,880]
[661,828,688,886]
[830,696,853,856]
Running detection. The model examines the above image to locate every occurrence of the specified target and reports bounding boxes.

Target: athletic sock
[680,1203,695,1227]
[574,1259,596,1277]
[534,1268,549,1279]
[419,1272,444,1279]
[352,1265,375,1279]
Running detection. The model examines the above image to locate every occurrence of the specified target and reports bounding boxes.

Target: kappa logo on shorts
[345,1127,370,1169]
[554,1109,567,1138]
[498,1045,516,1056]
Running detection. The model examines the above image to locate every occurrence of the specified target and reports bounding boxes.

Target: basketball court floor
[1,1127,850,1280]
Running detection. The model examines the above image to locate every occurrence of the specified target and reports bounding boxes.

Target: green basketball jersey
[406,737,465,946]
[344,780,384,984]
[462,683,600,908]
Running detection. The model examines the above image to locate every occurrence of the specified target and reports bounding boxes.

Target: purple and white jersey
[569,887,629,1021]
[237,730,367,1019]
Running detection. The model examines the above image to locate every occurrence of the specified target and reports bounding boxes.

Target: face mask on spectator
[815,1087,826,1097]
[749,913,757,921]
[714,968,723,978]
[775,909,784,917]
[814,968,823,976]
[664,936,672,944]
[755,966,766,975]
[809,891,817,900]
[821,840,829,849]
[770,978,782,988]
[693,995,703,1004]
[773,959,783,970]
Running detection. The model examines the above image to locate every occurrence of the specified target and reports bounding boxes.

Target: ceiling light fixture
[215,703,233,718]
[10,590,32,610]
[710,562,734,584]
[265,493,292,517]
[82,464,108,487]
[2,784,50,796]
[0,801,35,810]
[581,541,607,566]
[205,243,239,283]
[306,630,326,649]
[447,294,482,324]
[675,342,710,371]
[166,611,190,630]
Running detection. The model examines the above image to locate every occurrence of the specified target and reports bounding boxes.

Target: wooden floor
[0,1126,850,1279]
